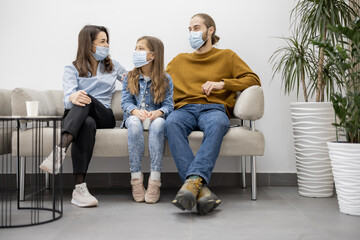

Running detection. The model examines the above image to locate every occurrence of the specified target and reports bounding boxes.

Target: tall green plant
[269,31,316,102]
[293,0,358,102]
[314,19,360,143]
[270,0,358,102]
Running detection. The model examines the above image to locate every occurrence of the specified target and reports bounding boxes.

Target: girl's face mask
[133,51,153,68]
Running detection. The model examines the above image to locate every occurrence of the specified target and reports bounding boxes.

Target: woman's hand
[69,90,92,106]
[147,110,163,121]
[131,109,149,121]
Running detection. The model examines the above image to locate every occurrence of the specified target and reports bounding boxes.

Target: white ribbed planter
[328,142,360,216]
[290,102,336,197]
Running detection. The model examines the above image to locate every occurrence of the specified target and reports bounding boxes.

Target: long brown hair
[73,25,113,77]
[127,36,169,104]
[192,13,220,45]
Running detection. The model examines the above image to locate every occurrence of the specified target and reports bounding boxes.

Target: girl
[121,36,173,203]
[40,25,127,207]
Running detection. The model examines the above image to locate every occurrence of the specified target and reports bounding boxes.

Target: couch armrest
[11,88,59,116]
[0,89,12,116]
[233,86,264,121]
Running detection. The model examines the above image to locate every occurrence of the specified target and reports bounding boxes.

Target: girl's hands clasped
[131,109,149,121]
[147,110,163,121]
[131,109,163,121]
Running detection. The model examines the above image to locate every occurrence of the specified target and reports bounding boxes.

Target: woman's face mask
[92,45,109,61]
[133,51,153,68]
[189,28,209,50]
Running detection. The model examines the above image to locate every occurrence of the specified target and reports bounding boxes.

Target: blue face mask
[189,29,209,50]
[133,51,153,68]
[92,45,109,61]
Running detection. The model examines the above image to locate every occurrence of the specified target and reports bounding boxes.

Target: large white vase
[328,142,360,216]
[290,102,336,197]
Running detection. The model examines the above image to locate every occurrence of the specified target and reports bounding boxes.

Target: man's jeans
[165,104,230,184]
[125,115,165,173]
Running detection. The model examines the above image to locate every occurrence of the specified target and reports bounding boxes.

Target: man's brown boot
[172,178,202,210]
[196,186,222,215]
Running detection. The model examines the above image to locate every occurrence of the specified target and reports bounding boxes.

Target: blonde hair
[126,36,169,104]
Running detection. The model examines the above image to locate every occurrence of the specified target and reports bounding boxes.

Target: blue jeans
[125,115,165,173]
[165,104,230,184]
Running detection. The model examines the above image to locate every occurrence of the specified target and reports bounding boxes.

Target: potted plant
[315,18,360,215]
[270,0,358,197]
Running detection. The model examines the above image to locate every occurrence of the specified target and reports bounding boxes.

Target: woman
[121,36,173,203]
[40,25,127,207]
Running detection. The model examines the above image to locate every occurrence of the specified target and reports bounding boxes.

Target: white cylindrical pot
[290,102,336,197]
[328,142,360,216]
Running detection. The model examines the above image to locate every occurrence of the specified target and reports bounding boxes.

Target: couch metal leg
[16,159,19,190]
[45,172,50,189]
[19,157,25,201]
[251,155,257,201]
[241,157,246,188]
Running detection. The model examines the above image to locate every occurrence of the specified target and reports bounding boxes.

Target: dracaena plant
[270,0,358,102]
[269,30,317,102]
[313,19,360,143]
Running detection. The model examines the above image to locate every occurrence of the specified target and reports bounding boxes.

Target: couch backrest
[47,90,66,116]
[10,86,264,122]
[0,89,12,116]
[11,88,124,121]
[11,88,60,117]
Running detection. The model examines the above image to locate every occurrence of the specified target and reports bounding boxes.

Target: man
[165,13,261,215]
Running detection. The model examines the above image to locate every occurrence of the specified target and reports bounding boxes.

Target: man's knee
[165,113,176,130]
[205,115,229,134]
[218,117,230,130]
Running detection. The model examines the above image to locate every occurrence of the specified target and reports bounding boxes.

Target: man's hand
[147,110,164,121]
[69,90,91,106]
[131,109,149,121]
[202,81,225,96]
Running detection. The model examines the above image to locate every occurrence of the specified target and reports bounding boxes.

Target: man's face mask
[189,28,209,50]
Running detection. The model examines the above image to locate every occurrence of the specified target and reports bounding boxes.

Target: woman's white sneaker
[71,182,98,207]
[39,146,66,174]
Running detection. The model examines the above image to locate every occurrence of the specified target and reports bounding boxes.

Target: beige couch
[6,86,265,200]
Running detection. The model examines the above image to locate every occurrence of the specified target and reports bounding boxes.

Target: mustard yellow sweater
[166,48,261,117]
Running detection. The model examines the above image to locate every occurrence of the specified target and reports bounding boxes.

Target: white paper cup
[26,101,39,117]
[143,118,151,130]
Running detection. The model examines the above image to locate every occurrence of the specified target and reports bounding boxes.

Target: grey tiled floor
[1,186,360,240]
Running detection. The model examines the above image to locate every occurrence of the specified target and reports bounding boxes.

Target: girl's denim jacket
[121,73,174,127]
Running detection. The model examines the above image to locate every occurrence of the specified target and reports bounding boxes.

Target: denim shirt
[63,59,127,109]
[121,73,174,127]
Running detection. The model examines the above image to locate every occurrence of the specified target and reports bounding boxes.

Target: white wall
[0,0,301,173]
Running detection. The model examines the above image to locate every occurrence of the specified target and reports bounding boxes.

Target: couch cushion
[12,126,265,158]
